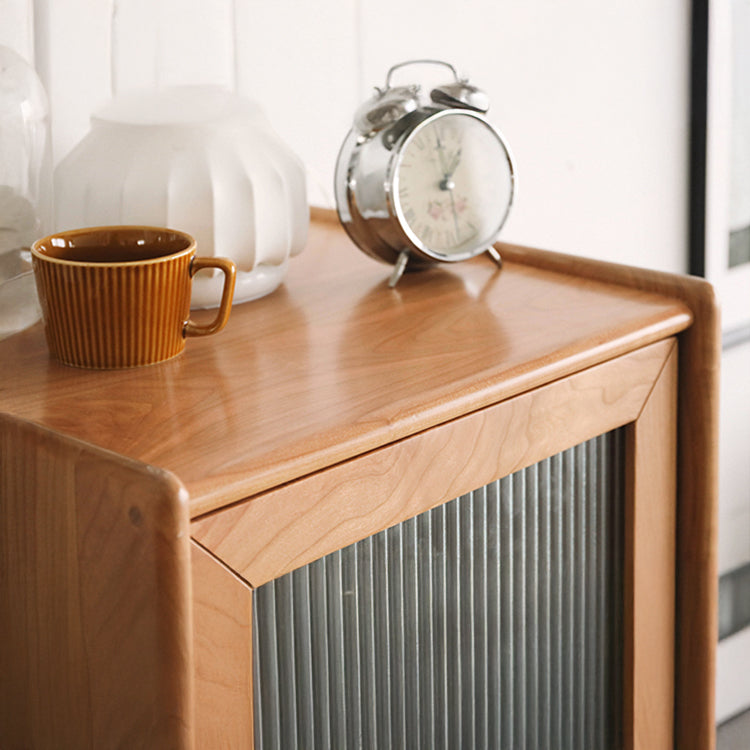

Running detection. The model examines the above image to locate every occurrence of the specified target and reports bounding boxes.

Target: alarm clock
[334,59,516,287]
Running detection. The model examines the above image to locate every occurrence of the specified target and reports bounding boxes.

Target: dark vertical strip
[472,486,489,749]
[386,524,406,748]
[459,492,476,749]
[499,475,514,749]
[308,560,331,749]
[431,503,448,750]
[551,452,564,749]
[612,430,626,747]
[325,552,346,747]
[252,599,263,750]
[579,444,589,748]
[341,544,361,749]
[486,481,501,750]
[292,567,314,749]
[256,583,280,750]
[274,573,297,750]
[417,511,435,749]
[585,440,598,749]
[562,448,576,749]
[539,458,552,750]
[526,464,540,750]
[357,536,377,748]
[402,516,420,748]
[445,498,461,749]
[372,530,391,749]
[593,435,614,747]
[689,0,710,277]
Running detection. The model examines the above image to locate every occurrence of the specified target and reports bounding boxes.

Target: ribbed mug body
[34,252,192,368]
[32,227,196,369]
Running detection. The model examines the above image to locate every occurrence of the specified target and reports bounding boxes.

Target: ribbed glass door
[253,429,624,749]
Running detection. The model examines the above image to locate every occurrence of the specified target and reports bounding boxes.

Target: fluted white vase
[54,86,308,307]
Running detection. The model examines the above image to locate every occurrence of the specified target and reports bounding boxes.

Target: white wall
[0,0,33,59]
[31,0,691,275]
[3,0,748,726]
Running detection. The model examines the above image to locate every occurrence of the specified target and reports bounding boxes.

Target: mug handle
[184,257,237,337]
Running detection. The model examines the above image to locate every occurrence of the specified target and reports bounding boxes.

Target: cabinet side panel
[0,414,193,749]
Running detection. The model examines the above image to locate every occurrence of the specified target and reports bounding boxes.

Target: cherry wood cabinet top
[0,213,693,517]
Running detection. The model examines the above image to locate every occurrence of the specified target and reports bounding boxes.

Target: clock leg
[486,247,503,268]
[388,249,410,288]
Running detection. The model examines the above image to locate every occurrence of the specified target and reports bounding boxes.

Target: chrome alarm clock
[334,59,516,287]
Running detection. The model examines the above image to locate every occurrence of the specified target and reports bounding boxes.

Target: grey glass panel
[719,562,750,640]
[254,430,625,750]
[729,225,750,268]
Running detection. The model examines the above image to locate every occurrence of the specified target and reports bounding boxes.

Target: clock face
[391,110,514,261]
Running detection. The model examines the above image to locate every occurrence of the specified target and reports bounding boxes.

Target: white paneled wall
[32,0,112,171]
[31,0,690,273]
[357,0,691,274]
[0,0,33,60]
[231,0,360,206]
[110,0,236,93]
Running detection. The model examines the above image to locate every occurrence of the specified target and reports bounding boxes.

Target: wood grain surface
[623,345,678,750]
[193,339,675,588]
[192,541,254,748]
[0,413,193,749]
[0,216,692,517]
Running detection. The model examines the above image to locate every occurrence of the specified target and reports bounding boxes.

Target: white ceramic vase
[54,86,308,307]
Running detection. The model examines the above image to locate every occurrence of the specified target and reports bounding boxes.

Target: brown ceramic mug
[31,226,236,369]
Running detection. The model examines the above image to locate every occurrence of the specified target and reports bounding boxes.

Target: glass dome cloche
[54,85,308,307]
[0,45,50,338]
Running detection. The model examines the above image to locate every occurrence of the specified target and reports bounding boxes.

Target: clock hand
[434,130,450,177]
[445,147,462,178]
[435,129,464,240]
[439,147,462,191]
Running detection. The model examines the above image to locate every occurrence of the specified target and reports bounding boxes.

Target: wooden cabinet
[0,212,719,749]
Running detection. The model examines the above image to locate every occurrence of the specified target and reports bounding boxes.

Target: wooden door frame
[193,338,680,749]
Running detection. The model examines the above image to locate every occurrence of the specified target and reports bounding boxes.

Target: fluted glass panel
[254,430,624,750]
